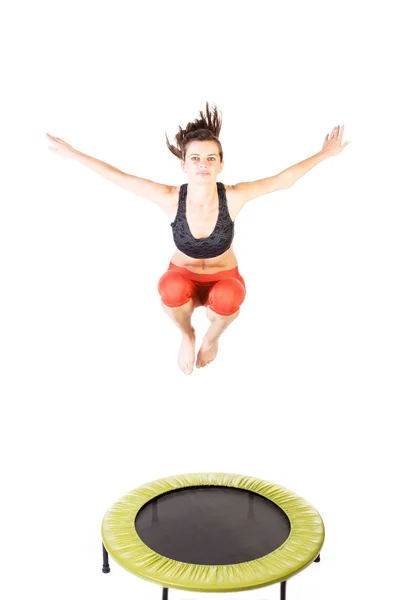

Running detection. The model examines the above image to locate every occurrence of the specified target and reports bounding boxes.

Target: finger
[339,125,344,141]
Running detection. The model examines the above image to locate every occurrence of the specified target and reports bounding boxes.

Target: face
[181,140,224,183]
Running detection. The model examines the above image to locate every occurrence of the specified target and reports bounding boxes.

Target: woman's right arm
[46,134,175,210]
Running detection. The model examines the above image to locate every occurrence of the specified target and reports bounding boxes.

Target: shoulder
[220,183,247,220]
[157,184,180,220]
[222,176,287,219]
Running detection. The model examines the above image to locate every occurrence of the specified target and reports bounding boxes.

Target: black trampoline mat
[135,486,291,565]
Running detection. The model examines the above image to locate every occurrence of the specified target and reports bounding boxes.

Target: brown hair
[165,102,223,162]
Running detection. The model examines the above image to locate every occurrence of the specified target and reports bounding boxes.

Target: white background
[1,1,399,599]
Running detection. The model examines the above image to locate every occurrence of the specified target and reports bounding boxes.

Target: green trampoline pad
[102,472,325,592]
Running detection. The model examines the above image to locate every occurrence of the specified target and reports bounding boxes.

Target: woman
[47,103,349,374]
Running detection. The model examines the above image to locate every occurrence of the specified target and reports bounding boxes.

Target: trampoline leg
[314,554,321,563]
[162,588,168,600]
[102,543,110,573]
[280,581,286,600]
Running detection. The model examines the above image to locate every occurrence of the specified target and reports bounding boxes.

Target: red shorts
[157,262,246,316]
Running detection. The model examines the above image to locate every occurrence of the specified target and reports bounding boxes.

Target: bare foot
[178,329,196,375]
[196,338,219,368]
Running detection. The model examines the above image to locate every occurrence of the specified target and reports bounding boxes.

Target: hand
[321,125,350,157]
[46,133,77,159]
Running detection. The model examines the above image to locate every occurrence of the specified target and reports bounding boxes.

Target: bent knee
[208,278,246,316]
[157,271,196,307]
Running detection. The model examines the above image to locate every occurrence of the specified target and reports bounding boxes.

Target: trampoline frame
[102,543,321,600]
[101,473,324,598]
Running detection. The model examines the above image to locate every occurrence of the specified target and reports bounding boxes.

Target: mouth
[197,172,210,176]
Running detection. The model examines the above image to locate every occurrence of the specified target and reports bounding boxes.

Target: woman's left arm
[278,125,350,188]
[231,125,350,206]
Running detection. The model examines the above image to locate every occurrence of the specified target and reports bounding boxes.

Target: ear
[219,159,224,173]
[181,160,186,173]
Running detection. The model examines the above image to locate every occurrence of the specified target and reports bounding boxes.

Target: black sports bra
[170,182,235,259]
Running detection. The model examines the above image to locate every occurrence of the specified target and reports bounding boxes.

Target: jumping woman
[47,103,349,375]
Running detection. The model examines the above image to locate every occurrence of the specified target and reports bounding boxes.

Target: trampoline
[101,473,324,600]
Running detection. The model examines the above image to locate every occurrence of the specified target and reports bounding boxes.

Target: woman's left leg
[196,276,246,368]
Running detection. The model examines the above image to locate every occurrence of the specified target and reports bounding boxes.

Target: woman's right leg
[160,297,196,335]
[157,270,199,375]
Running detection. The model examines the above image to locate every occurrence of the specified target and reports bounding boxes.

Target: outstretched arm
[231,125,350,204]
[46,134,175,209]
[277,124,350,188]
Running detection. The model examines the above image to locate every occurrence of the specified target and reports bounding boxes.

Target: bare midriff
[170,246,239,274]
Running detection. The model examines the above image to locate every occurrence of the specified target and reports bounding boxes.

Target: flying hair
[165,102,223,161]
